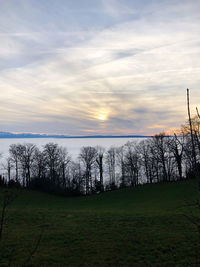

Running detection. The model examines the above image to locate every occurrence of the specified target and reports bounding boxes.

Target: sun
[93,109,109,122]
[98,114,106,121]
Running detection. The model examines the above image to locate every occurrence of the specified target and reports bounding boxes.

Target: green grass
[0,179,200,266]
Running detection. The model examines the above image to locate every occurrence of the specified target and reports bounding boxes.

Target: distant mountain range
[0,131,151,139]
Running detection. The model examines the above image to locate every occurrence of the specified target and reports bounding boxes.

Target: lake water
[0,137,146,175]
[0,137,145,158]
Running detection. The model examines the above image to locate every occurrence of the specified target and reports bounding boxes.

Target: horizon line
[0,131,154,138]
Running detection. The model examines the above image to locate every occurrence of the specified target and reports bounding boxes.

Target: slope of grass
[0,179,200,266]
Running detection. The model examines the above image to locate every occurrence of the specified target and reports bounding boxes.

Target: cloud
[0,0,200,135]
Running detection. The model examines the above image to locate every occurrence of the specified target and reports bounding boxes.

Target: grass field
[0,179,200,266]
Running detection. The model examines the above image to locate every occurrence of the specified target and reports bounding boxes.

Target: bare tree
[32,148,46,180]
[79,146,97,195]
[17,143,36,188]
[106,147,116,188]
[9,144,20,183]
[138,139,154,183]
[169,133,185,180]
[116,146,126,187]
[124,141,140,187]
[95,146,105,192]
[152,133,168,182]
[43,143,60,184]
[70,160,83,194]
[58,147,71,189]
[2,157,13,183]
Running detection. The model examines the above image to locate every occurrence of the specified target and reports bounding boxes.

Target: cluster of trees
[0,115,200,195]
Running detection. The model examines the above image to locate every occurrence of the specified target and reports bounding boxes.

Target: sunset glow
[0,0,199,135]
[98,115,107,121]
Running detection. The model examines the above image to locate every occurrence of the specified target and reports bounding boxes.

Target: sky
[0,0,200,136]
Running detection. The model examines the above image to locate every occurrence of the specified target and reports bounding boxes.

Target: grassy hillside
[0,179,200,266]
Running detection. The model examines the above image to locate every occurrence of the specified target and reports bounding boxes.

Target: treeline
[0,117,200,195]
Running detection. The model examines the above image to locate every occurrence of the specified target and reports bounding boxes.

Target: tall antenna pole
[187,88,197,170]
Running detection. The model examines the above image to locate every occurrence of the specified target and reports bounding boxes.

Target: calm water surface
[0,137,146,173]
[0,137,146,157]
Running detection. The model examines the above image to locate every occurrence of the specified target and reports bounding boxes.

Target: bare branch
[22,228,44,267]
